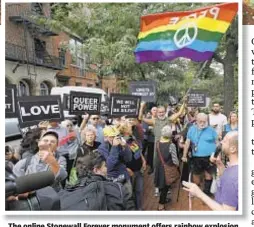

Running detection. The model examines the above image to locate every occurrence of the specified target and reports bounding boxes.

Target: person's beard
[212,109,220,114]
[157,115,166,120]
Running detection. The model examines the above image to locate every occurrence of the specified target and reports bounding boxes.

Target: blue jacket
[98,142,132,180]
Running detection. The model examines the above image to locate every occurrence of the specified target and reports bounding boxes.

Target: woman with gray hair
[154,125,179,210]
[76,126,100,159]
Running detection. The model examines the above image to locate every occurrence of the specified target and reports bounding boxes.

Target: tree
[213,17,238,115]
[47,3,238,111]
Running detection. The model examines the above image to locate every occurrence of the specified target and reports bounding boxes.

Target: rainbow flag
[134,3,238,63]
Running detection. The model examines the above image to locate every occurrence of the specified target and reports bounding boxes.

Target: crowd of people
[5,99,239,211]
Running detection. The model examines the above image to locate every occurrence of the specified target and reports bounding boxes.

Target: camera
[5,166,60,210]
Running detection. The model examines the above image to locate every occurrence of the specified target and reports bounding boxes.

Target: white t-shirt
[208,113,227,136]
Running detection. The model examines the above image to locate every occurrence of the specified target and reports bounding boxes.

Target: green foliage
[47,3,238,108]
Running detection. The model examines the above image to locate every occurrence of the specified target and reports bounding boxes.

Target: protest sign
[187,90,207,107]
[63,93,70,110]
[5,84,17,118]
[129,81,156,102]
[69,91,101,115]
[20,125,39,136]
[100,102,110,115]
[109,94,141,117]
[17,95,64,128]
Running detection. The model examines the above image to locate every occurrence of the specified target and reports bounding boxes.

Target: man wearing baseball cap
[13,131,68,191]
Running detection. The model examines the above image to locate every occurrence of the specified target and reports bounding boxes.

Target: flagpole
[186,60,208,95]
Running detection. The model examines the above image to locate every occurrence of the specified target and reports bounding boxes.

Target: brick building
[5,3,64,96]
[5,3,121,96]
[54,32,121,95]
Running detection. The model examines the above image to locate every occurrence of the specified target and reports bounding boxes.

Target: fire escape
[6,3,64,84]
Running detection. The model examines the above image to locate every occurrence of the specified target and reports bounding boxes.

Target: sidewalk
[143,170,211,211]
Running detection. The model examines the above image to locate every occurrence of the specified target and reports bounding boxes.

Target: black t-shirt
[77,141,101,158]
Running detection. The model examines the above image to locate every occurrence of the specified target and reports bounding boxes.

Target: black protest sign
[20,125,39,137]
[69,91,101,115]
[129,81,156,102]
[17,95,64,128]
[187,90,207,107]
[100,102,109,115]
[63,94,70,110]
[109,94,141,117]
[5,85,17,118]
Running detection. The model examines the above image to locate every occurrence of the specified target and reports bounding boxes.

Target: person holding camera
[182,113,218,196]
[13,131,68,192]
[182,131,238,211]
[98,125,133,197]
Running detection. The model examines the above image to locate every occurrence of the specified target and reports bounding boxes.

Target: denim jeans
[131,170,144,210]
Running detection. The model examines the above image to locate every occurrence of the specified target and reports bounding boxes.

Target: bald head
[221,131,238,158]
[226,131,238,152]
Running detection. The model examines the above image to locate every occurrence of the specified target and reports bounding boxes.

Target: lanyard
[194,127,205,148]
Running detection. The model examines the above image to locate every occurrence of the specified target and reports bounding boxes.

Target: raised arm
[138,102,155,126]
[169,99,187,123]
[79,113,90,132]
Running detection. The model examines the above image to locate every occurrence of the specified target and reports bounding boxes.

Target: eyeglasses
[92,118,99,120]
[66,124,73,127]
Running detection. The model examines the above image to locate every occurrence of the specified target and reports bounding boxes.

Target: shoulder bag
[156,141,180,185]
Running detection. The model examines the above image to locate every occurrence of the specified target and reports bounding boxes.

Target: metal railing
[6,42,64,70]
[7,4,56,36]
[7,3,51,19]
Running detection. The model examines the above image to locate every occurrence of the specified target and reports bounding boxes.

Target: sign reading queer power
[5,84,17,118]
[69,91,101,115]
[110,94,141,117]
[129,81,156,102]
[17,95,64,128]
[187,90,207,107]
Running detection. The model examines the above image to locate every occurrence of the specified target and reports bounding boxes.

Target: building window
[59,48,66,66]
[18,80,30,96]
[76,82,82,86]
[31,3,43,15]
[69,39,86,76]
[87,84,93,87]
[34,38,46,63]
[40,82,49,96]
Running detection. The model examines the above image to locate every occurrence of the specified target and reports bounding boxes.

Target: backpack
[59,181,108,210]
